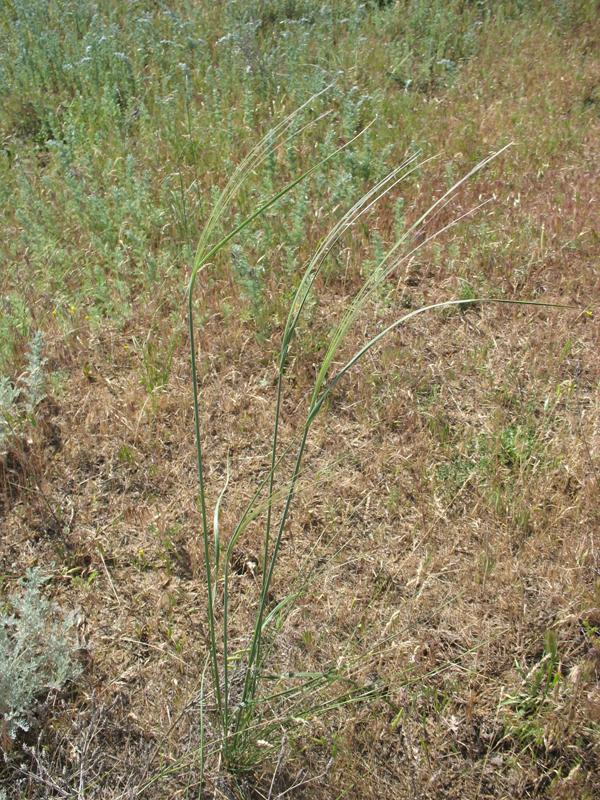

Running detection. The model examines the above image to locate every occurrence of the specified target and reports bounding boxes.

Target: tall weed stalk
[187,94,568,776]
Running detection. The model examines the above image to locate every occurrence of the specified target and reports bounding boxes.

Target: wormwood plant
[0,569,80,743]
[0,331,46,455]
[187,92,568,780]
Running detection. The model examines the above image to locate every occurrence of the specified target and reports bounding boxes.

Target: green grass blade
[310,297,577,424]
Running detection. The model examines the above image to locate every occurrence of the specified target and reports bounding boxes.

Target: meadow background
[1,1,599,797]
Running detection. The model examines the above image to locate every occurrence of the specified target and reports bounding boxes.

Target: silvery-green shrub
[0,569,81,740]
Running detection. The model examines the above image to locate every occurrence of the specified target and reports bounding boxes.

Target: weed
[0,569,81,742]
[139,334,177,396]
[501,631,562,751]
[187,99,569,780]
[0,331,47,456]
[0,380,20,456]
[22,330,46,414]
[230,244,267,325]
[0,296,30,375]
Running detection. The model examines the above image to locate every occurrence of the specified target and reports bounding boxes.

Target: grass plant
[188,98,573,779]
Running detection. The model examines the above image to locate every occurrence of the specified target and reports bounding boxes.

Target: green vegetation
[1,0,595,343]
[189,118,567,777]
[0,569,80,741]
[0,331,46,455]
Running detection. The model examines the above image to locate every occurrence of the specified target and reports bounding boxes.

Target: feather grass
[187,97,572,775]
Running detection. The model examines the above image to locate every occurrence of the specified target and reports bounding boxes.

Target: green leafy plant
[0,569,81,742]
[186,93,570,782]
[22,330,46,413]
[0,331,46,455]
[139,333,177,397]
[500,630,562,750]
[0,378,20,455]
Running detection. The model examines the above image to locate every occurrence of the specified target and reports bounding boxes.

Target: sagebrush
[0,569,80,741]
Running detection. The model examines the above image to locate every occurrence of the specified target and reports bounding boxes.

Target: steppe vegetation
[1,1,599,797]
